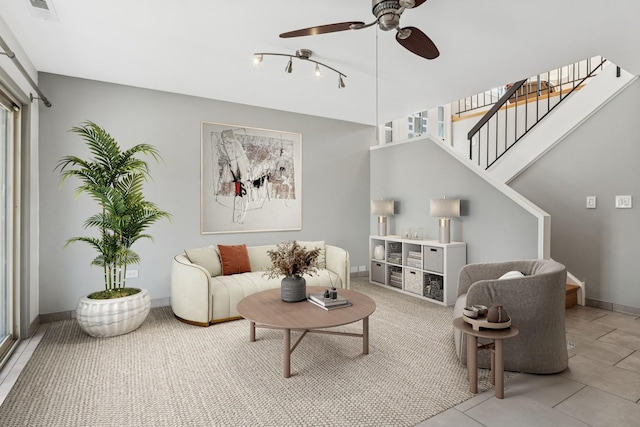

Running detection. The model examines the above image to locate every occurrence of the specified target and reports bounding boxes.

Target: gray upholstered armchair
[453,259,568,374]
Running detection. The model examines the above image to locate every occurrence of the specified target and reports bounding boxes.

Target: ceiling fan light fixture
[284,57,293,73]
[378,13,400,31]
[278,0,439,60]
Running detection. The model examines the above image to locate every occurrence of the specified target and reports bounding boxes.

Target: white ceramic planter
[76,288,151,337]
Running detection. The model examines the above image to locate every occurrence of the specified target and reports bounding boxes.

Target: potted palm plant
[57,121,171,337]
[264,240,320,302]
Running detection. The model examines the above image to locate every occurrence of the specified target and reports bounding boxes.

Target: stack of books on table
[308,292,352,310]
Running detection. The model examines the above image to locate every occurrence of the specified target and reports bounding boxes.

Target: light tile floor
[1,306,639,426]
[418,305,640,427]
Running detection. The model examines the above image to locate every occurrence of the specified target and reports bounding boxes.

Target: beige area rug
[0,279,511,426]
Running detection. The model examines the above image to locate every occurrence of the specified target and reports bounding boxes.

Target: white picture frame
[201,121,302,234]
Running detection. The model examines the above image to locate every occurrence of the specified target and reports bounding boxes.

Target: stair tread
[565,284,579,309]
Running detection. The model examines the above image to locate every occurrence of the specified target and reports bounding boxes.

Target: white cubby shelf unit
[369,235,467,306]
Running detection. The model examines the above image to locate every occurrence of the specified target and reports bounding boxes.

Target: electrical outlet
[615,195,632,209]
[358,265,366,272]
[126,269,139,278]
[586,196,596,209]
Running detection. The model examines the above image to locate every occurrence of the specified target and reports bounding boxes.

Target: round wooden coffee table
[237,286,376,378]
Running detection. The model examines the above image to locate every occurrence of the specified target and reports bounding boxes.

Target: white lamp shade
[371,199,395,216]
[430,198,460,218]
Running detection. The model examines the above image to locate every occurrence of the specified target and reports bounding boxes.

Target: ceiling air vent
[30,0,49,10]
[27,0,59,21]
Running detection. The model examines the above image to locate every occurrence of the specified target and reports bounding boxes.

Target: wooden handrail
[467,79,526,140]
[467,57,607,169]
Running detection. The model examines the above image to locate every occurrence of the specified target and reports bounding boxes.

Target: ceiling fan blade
[279,21,365,38]
[413,0,428,7]
[395,26,440,59]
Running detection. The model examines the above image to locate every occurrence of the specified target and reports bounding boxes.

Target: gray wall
[511,78,640,310]
[370,138,539,263]
[38,73,373,315]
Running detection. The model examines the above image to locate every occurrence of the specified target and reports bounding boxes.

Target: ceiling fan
[279,0,439,60]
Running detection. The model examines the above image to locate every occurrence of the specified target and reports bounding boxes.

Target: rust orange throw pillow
[217,244,251,275]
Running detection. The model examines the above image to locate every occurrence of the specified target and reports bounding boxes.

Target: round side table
[453,316,519,399]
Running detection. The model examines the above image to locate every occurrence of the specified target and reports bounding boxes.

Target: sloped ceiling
[1,0,639,125]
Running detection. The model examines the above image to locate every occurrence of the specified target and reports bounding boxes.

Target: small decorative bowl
[472,304,488,317]
[463,306,478,318]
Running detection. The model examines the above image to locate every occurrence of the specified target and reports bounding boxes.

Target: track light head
[338,75,346,89]
[284,57,293,73]
[314,63,321,77]
[253,54,263,65]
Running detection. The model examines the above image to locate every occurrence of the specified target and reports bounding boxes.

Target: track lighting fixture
[253,48,346,88]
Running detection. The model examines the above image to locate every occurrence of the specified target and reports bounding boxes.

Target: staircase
[461,56,607,171]
[378,56,637,310]
[448,56,639,308]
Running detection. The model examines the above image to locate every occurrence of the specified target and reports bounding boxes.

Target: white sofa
[171,242,350,326]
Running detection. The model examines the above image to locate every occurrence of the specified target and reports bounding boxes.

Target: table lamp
[371,199,395,236]
[430,197,460,243]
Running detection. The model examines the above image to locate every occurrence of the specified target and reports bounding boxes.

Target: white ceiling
[1,0,639,125]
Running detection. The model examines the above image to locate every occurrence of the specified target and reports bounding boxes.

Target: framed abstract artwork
[201,121,302,234]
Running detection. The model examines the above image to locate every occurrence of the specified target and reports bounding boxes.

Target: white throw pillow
[498,270,525,280]
[184,245,222,276]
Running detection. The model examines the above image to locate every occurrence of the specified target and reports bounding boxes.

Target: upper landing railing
[457,56,607,169]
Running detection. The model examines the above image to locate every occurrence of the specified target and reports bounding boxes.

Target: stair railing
[456,87,506,116]
[466,79,526,162]
[466,56,607,169]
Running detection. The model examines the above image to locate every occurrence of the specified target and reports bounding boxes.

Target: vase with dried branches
[264,240,320,302]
